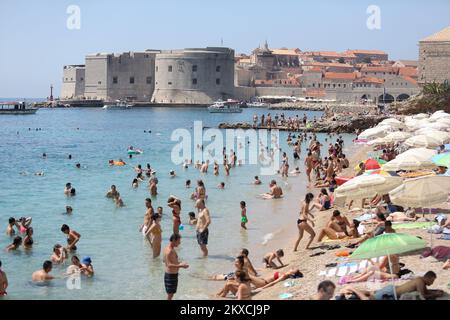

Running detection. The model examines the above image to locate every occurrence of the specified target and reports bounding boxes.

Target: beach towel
[320,236,364,243]
[392,221,434,230]
[319,257,385,278]
[279,293,293,299]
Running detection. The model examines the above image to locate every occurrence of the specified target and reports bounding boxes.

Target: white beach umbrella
[429,112,450,122]
[424,122,450,131]
[422,130,450,144]
[436,118,450,126]
[358,126,391,140]
[389,175,450,208]
[404,135,442,148]
[382,131,412,143]
[335,174,403,200]
[405,119,431,132]
[412,113,429,120]
[382,148,437,171]
[367,137,389,146]
[379,118,406,129]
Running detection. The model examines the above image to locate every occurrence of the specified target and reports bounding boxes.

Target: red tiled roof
[324,72,358,80]
[346,49,387,55]
[401,76,418,85]
[354,77,385,84]
[398,67,418,78]
[307,62,354,68]
[360,66,398,73]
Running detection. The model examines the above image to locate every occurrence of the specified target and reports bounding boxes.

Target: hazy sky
[1,0,449,98]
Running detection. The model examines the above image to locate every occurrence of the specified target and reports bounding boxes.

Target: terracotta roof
[395,60,418,67]
[307,62,354,68]
[398,67,418,78]
[360,66,398,73]
[401,76,418,85]
[354,77,385,84]
[421,26,450,42]
[324,72,357,80]
[346,49,387,55]
[272,49,300,55]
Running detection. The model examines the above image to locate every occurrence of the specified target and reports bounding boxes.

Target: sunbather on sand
[344,255,401,284]
[317,218,360,242]
[386,211,417,222]
[250,268,303,291]
[443,259,450,270]
[317,210,351,242]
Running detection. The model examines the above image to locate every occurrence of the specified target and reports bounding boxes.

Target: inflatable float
[127,149,143,155]
[109,160,126,166]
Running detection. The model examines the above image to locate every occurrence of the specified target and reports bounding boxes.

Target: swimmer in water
[290,167,301,175]
[51,244,67,264]
[76,163,81,169]
[6,217,17,236]
[217,182,225,189]
[240,201,248,230]
[106,185,119,199]
[65,206,73,215]
[169,170,176,178]
[253,176,262,185]
[64,182,72,195]
[81,257,94,277]
[185,179,191,188]
[5,236,22,252]
[32,261,54,282]
[61,224,80,252]
[114,195,124,207]
[157,206,163,217]
[188,212,197,225]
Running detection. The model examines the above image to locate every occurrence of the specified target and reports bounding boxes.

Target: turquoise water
[0,107,355,300]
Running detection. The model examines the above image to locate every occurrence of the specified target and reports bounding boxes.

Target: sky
[0,0,449,98]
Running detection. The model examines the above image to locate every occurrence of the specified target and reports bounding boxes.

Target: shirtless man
[61,224,80,252]
[64,182,73,195]
[6,217,17,236]
[0,260,7,296]
[262,180,283,199]
[51,244,67,264]
[195,199,211,257]
[32,261,54,282]
[141,198,154,240]
[163,234,189,300]
[149,177,158,196]
[311,280,336,300]
[106,185,119,199]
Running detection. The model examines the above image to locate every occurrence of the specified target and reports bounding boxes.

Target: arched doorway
[396,93,410,102]
[378,93,395,104]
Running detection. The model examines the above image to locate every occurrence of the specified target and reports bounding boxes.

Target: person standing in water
[0,260,7,296]
[163,234,189,300]
[168,196,182,235]
[61,224,80,252]
[195,199,211,257]
[294,193,317,251]
[141,198,154,240]
[145,213,162,258]
[32,261,54,282]
[240,201,248,230]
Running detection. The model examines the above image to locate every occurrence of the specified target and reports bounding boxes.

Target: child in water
[240,201,248,230]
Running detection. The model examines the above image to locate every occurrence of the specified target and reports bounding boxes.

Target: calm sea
[0,107,356,299]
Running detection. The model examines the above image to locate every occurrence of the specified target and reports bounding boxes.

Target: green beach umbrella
[432,153,450,167]
[349,233,427,261]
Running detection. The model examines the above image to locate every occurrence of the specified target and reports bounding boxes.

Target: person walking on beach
[163,234,189,300]
[195,199,211,257]
[294,193,317,251]
[61,224,80,252]
[240,201,248,230]
[168,196,182,235]
[0,260,7,296]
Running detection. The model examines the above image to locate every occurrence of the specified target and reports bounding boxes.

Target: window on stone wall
[216,66,221,72]
[168,65,172,72]
[192,65,197,72]
[216,78,221,85]
[80,77,84,81]
[156,66,158,72]
[146,76,152,84]
[168,82,172,85]
[343,84,346,88]
[192,78,197,85]
[130,77,135,84]
[98,81,101,85]
[113,77,118,84]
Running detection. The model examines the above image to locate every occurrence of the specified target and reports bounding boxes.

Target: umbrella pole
[429,207,433,248]
[387,252,397,300]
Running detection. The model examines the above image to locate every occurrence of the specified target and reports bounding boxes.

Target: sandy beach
[216,143,450,300]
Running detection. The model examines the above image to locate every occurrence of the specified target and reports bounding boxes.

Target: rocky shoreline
[219,114,387,134]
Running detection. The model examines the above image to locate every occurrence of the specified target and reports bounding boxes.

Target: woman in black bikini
[294,193,317,251]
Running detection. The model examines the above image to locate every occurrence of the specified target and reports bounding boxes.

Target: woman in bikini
[236,270,252,300]
[146,213,162,258]
[168,196,182,235]
[249,268,303,290]
[23,227,34,249]
[344,255,401,284]
[294,193,317,251]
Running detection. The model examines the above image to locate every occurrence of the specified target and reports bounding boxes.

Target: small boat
[0,101,38,115]
[246,101,269,108]
[208,99,243,113]
[103,100,133,110]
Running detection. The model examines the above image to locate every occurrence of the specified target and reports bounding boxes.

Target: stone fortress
[61,26,450,105]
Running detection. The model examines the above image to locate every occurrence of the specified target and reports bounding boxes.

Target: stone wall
[419,41,450,84]
[61,65,85,99]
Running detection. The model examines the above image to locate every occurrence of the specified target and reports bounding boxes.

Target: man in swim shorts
[32,261,54,282]
[163,234,189,300]
[196,199,211,257]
